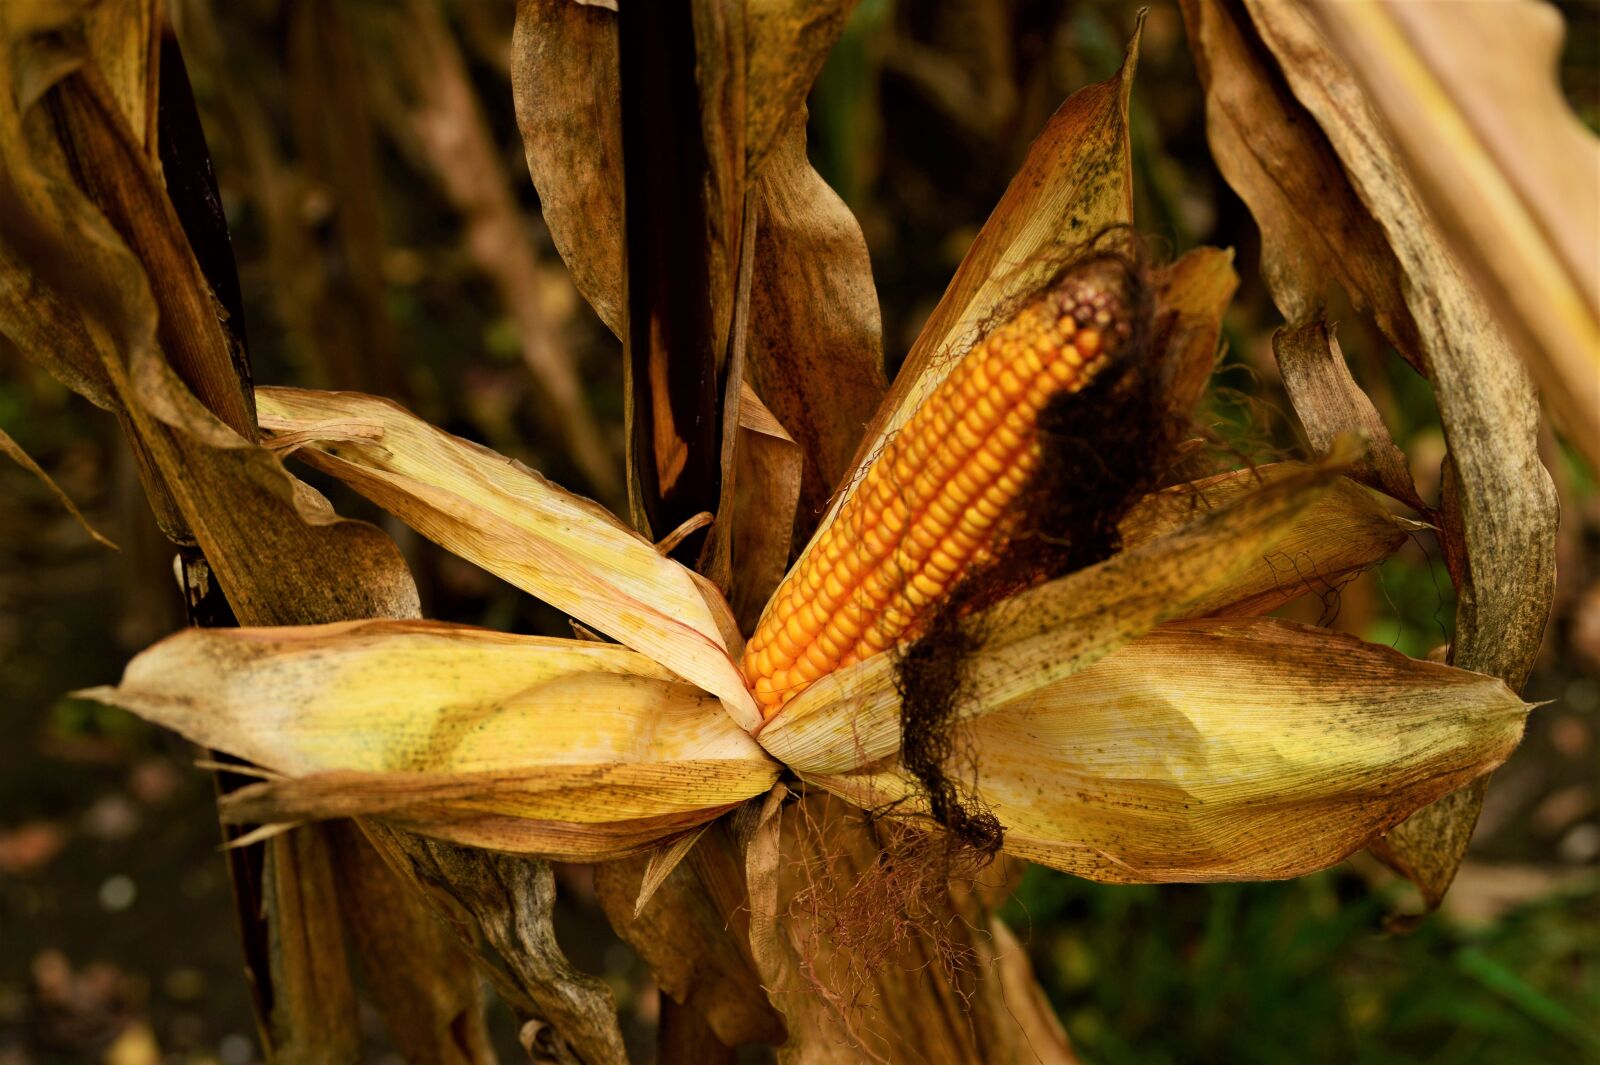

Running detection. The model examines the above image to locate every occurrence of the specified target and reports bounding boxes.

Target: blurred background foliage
[1,1,1596,1063]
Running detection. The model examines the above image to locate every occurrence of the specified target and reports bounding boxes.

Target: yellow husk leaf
[255,386,763,730]
[80,620,779,857]
[811,618,1529,883]
[1121,463,1419,618]
[756,443,1358,774]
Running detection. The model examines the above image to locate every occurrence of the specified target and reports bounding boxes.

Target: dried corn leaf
[82,0,158,149]
[1179,0,1410,340]
[746,116,886,534]
[819,15,1143,542]
[1274,320,1425,511]
[513,2,883,538]
[743,788,1063,1063]
[1120,463,1417,618]
[0,17,419,625]
[759,444,1354,774]
[82,619,779,855]
[1186,0,1558,906]
[1310,0,1600,466]
[814,618,1528,883]
[742,0,856,178]
[512,0,624,334]
[1151,245,1238,416]
[256,386,762,729]
[731,382,804,633]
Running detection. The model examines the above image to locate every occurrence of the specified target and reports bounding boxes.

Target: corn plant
[2,0,1587,1062]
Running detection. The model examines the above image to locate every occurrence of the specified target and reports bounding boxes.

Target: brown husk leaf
[1309,0,1600,468]
[1182,0,1558,908]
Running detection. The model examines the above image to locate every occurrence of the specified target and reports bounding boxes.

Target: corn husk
[1121,463,1420,618]
[757,442,1358,774]
[1184,0,1558,908]
[255,386,763,730]
[81,619,779,859]
[809,618,1528,883]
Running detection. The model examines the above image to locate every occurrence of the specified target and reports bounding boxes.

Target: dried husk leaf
[1185,0,1558,907]
[1120,463,1417,618]
[255,386,762,729]
[82,619,779,857]
[1151,245,1238,416]
[812,618,1529,883]
[512,0,624,333]
[816,15,1144,543]
[742,787,1070,1063]
[1309,0,1600,467]
[745,115,887,534]
[595,820,787,1049]
[758,444,1356,774]
[1274,320,1426,511]
[730,382,804,633]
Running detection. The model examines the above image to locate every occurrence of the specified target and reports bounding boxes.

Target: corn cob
[743,261,1135,718]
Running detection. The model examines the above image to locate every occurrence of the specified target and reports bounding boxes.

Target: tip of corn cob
[744,256,1145,719]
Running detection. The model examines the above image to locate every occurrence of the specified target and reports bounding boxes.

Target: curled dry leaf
[82,619,778,858]
[759,444,1356,775]
[814,618,1529,883]
[1273,320,1426,511]
[512,0,624,334]
[1310,0,1600,467]
[741,0,856,179]
[0,15,420,626]
[256,386,762,729]
[1184,0,1558,907]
